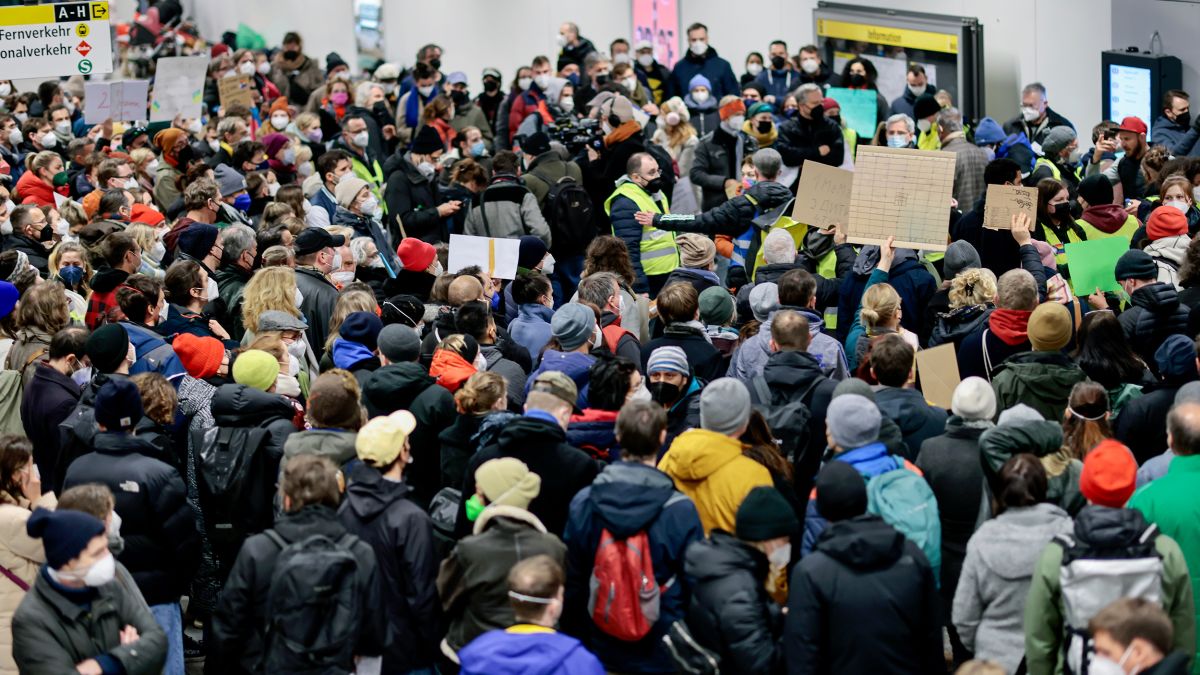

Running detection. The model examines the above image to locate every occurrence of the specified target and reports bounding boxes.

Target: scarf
[604,121,642,148]
[742,120,777,148]
[988,308,1032,346]
[405,85,441,128]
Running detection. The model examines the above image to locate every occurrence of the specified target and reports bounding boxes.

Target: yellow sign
[76,23,88,37]
[817,18,958,54]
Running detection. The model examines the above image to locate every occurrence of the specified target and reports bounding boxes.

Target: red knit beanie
[173,333,226,379]
[1080,439,1137,507]
[718,99,746,121]
[1147,206,1189,241]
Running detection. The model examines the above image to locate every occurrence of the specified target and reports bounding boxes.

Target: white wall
[182,0,356,74]
[1112,0,1200,112]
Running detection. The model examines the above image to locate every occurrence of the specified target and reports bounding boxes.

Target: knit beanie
[1080,439,1137,507]
[1114,249,1157,281]
[308,371,364,430]
[232,349,280,392]
[687,74,712,94]
[699,377,751,435]
[1026,302,1072,351]
[943,240,981,281]
[382,294,426,327]
[646,346,689,376]
[334,176,369,209]
[94,378,143,431]
[832,377,876,402]
[517,235,548,271]
[177,223,220,262]
[397,238,436,272]
[268,96,291,117]
[816,461,869,522]
[26,507,106,570]
[475,457,541,509]
[826,393,881,449]
[1041,126,1077,157]
[735,487,800,541]
[952,376,997,421]
[1156,334,1197,380]
[973,117,1005,145]
[719,98,746,121]
[749,282,779,321]
[699,287,735,326]
[340,311,383,351]
[913,94,940,120]
[173,333,225,379]
[1147,206,1189,241]
[551,303,595,351]
[1078,174,1114,207]
[411,125,444,155]
[377,324,421,363]
[746,102,774,119]
[86,324,130,374]
[675,233,716,269]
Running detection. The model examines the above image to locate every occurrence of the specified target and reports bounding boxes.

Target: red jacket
[508,88,554,139]
[430,349,476,393]
[14,170,57,206]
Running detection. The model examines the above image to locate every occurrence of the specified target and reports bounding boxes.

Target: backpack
[262,530,363,674]
[748,375,819,463]
[866,458,942,585]
[663,619,722,674]
[588,527,668,641]
[0,345,46,438]
[476,178,530,237]
[535,172,594,256]
[193,425,275,575]
[1056,524,1163,675]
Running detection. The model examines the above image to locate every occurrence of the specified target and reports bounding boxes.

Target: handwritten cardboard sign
[983,184,1037,230]
[217,75,255,110]
[916,342,959,410]
[149,56,207,122]
[447,234,520,280]
[83,80,150,124]
[846,146,956,251]
[792,161,853,228]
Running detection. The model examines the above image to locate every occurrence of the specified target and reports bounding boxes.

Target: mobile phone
[1102,129,1117,141]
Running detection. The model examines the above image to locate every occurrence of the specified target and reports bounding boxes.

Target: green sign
[1066,236,1129,297]
[826,87,878,139]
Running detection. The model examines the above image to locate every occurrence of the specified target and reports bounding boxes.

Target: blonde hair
[860,283,901,332]
[652,97,697,150]
[295,111,320,132]
[126,223,157,262]
[324,289,378,350]
[58,200,87,228]
[129,147,156,174]
[249,334,286,363]
[242,266,300,334]
[948,268,998,309]
[48,241,93,294]
[455,371,506,414]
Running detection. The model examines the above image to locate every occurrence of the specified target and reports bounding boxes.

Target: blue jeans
[150,602,184,675]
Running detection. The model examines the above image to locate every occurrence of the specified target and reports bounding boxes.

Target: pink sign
[633,0,678,69]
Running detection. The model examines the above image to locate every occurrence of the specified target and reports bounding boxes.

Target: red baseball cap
[1118,116,1147,135]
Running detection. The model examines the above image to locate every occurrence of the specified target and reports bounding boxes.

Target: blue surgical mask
[886,135,908,148]
[58,264,84,288]
[469,140,486,157]
[490,291,501,310]
[566,73,580,86]
[233,193,252,212]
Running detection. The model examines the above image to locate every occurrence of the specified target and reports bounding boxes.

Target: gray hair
[752,148,782,181]
[577,271,620,308]
[220,224,256,265]
[1022,82,1047,100]
[583,51,610,72]
[355,81,384,109]
[762,228,797,265]
[795,83,822,100]
[216,117,244,137]
[349,237,377,265]
[936,107,964,134]
[885,113,914,134]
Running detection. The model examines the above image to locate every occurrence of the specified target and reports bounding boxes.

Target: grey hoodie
[952,502,1073,673]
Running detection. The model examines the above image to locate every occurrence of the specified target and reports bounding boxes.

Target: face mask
[1166,199,1189,214]
[53,218,69,238]
[331,270,355,285]
[767,543,791,568]
[664,111,681,127]
[1088,645,1134,675]
[847,73,867,87]
[629,380,652,402]
[301,198,313,214]
[418,84,436,98]
[613,52,631,65]
[755,119,772,134]
[122,176,138,190]
[450,90,469,108]
[690,40,707,56]
[208,138,221,152]
[534,73,552,90]
[430,261,444,276]
[233,193,252,212]
[71,365,92,387]
[360,195,379,215]
[417,161,436,178]
[41,132,57,148]
[746,62,763,77]
[52,171,68,187]
[518,77,533,91]
[235,61,254,77]
[80,552,116,587]
[279,147,295,165]
[465,493,485,521]
[622,78,637,93]
[13,112,27,124]
[330,251,343,272]
[649,380,682,406]
[187,119,203,134]
[267,181,281,197]
[917,118,932,133]
[429,58,442,71]
[887,134,909,148]
[0,83,9,97]
[801,58,819,74]
[770,55,786,71]
[257,61,271,76]
[907,83,925,97]
[559,97,574,113]
[721,115,744,135]
[146,159,160,174]
[691,89,710,104]
[643,177,664,194]
[1067,147,1083,164]
[983,146,996,161]
[294,287,304,308]
[7,129,21,146]
[1021,106,1041,122]
[483,79,500,93]
[469,140,486,157]
[330,91,349,106]
[270,114,289,131]
[157,296,169,323]
[149,240,166,263]
[55,121,72,136]
[539,252,555,275]
[595,72,611,86]
[353,130,370,148]
[58,263,83,287]
[287,339,307,365]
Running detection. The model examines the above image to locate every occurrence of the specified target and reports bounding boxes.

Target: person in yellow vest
[330,114,386,211]
[1027,126,1082,198]
[606,152,678,297]
[1035,177,1087,275]
[914,95,942,150]
[1076,174,1139,242]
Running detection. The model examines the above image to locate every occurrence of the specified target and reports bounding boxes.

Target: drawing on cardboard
[847,146,956,251]
[983,184,1037,230]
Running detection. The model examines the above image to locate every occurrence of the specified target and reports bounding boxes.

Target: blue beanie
[0,282,17,320]
[1156,334,1198,381]
[688,74,712,92]
[26,507,106,569]
[340,311,383,351]
[974,117,1006,145]
[177,223,219,262]
[94,378,143,431]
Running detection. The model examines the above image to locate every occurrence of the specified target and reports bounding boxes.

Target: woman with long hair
[0,435,54,675]
[579,235,647,342]
[1062,381,1112,461]
[158,260,230,341]
[1074,310,1149,418]
[321,286,378,358]
[439,371,507,489]
[241,266,301,341]
[1034,178,1086,273]
[651,97,700,178]
[929,267,997,350]
[6,282,68,386]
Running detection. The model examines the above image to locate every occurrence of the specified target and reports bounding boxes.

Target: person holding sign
[1089,250,1191,377]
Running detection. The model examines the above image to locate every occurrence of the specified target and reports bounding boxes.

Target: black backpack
[193,425,276,577]
[476,178,530,237]
[535,173,594,256]
[262,530,363,674]
[748,375,820,463]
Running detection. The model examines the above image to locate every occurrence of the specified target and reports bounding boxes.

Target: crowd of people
[1,5,1200,675]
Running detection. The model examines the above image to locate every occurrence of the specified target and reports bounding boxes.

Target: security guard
[605,151,678,297]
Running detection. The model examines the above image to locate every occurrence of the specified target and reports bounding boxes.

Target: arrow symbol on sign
[77,41,91,56]
[93,5,108,19]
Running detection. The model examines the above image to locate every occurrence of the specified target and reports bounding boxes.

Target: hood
[817,514,906,569]
[273,504,344,543]
[92,431,162,457]
[933,304,992,341]
[430,348,476,392]
[458,628,594,675]
[283,429,357,462]
[683,530,764,582]
[979,419,1065,471]
[363,362,436,413]
[90,267,130,294]
[210,382,296,426]
[1147,235,1190,266]
[992,351,1085,390]
[331,338,375,370]
[745,180,794,212]
[1081,204,1130,234]
[382,151,421,183]
[875,387,941,436]
[497,415,567,451]
[1130,281,1181,314]
[518,303,555,323]
[536,350,595,382]
[1073,504,1151,549]
[481,343,507,369]
[754,262,803,284]
[659,428,745,481]
[762,349,824,390]
[589,462,676,537]
[978,503,1071,580]
[344,462,413,521]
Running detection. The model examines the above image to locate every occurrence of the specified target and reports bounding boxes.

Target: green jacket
[980,420,1086,516]
[1130,453,1200,671]
[990,351,1087,423]
[1024,508,1196,675]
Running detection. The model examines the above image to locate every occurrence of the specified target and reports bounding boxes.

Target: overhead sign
[0,2,112,79]
[817,18,958,54]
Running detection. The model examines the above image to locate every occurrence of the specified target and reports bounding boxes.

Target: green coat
[1129,453,1200,671]
[980,420,1086,516]
[990,351,1087,423]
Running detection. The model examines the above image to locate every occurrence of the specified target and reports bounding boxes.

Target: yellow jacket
[658,428,773,534]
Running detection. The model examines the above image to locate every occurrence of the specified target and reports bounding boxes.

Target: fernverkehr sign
[0,2,112,79]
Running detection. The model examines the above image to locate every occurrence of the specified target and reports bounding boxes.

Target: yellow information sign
[817,18,958,55]
[0,1,112,79]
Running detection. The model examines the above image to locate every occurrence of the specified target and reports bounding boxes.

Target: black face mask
[809,105,824,120]
[642,177,664,194]
[483,79,500,93]
[429,58,442,71]
[1050,202,1071,220]
[847,73,867,87]
[282,50,300,61]
[595,73,610,87]
[649,381,682,406]
[450,90,469,108]
[1070,200,1084,219]
[1174,111,1192,128]
[771,55,787,70]
[175,144,196,166]
[756,120,773,134]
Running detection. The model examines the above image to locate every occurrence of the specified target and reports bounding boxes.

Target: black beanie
[1114,249,1157,281]
[816,461,868,522]
[735,486,800,541]
[86,324,129,374]
[913,94,940,120]
[1078,174,1114,207]
[411,125,444,155]
[26,507,105,569]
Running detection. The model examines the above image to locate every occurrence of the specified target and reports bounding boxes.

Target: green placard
[826,87,878,139]
[1065,236,1130,297]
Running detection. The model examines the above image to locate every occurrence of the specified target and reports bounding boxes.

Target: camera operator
[579,94,673,231]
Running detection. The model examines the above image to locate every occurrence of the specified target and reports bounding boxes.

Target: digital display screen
[1109,64,1152,140]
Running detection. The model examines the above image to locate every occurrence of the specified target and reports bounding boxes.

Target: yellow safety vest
[843,127,858,161]
[350,153,387,213]
[1035,157,1061,180]
[1076,214,1139,243]
[917,123,941,150]
[1039,221,1086,268]
[605,182,678,276]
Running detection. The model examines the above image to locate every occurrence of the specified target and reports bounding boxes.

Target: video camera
[548,117,605,155]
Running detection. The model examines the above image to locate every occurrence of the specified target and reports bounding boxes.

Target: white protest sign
[84,80,149,124]
[0,2,113,79]
[149,56,208,122]
[447,234,520,280]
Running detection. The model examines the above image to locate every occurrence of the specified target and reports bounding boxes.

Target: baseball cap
[1118,116,1148,135]
[530,370,578,409]
[294,227,346,256]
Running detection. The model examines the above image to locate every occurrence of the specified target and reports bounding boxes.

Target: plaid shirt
[84,287,126,329]
[942,134,990,212]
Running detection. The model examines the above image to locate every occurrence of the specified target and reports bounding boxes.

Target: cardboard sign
[826,87,878,139]
[916,342,959,410]
[149,56,207,122]
[217,74,254,110]
[846,146,956,251]
[83,80,149,123]
[792,161,853,228]
[983,185,1037,230]
[1066,236,1129,297]
[447,234,520,280]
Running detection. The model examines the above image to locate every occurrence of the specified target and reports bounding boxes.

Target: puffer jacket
[990,351,1087,422]
[1119,282,1191,374]
[684,530,785,675]
[121,321,186,384]
[979,418,1084,516]
[874,386,949,459]
[463,177,552,244]
[952,503,1072,673]
[566,409,621,463]
[928,304,993,349]
[339,463,440,673]
[1146,234,1190,288]
[658,428,773,534]
[0,490,55,675]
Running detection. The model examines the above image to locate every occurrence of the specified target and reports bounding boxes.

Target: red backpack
[587,528,662,641]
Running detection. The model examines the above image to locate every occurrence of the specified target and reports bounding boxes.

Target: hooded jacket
[563,462,704,673]
[62,432,200,606]
[463,177,552,244]
[658,428,773,534]
[565,409,620,463]
[730,307,849,384]
[929,304,993,350]
[509,303,555,364]
[952,503,1073,673]
[1078,203,1136,236]
[874,386,949,458]
[282,429,357,467]
[979,420,1084,516]
[525,350,594,409]
[786,515,944,675]
[684,530,785,675]
[760,350,838,504]
[481,341,528,409]
[120,322,187,384]
[1147,234,1190,288]
[339,463,440,673]
[430,348,477,393]
[642,322,726,383]
[1120,282,1192,373]
[666,46,739,100]
[990,350,1087,422]
[458,626,604,675]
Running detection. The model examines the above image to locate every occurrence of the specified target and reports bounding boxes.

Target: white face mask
[54,219,69,236]
[767,543,792,568]
[418,85,435,97]
[282,147,296,165]
[52,552,116,587]
[360,195,379,215]
[41,132,57,148]
[331,270,355,285]
[157,296,170,322]
[149,240,166,263]
[430,261,444,276]
[352,130,370,148]
[722,115,744,134]
[146,159,160,173]
[473,351,487,371]
[298,161,314,178]
[207,138,221,152]
[71,365,92,387]
[13,112,27,124]
[257,61,271,75]
[691,89,710,104]
[330,251,343,272]
[887,134,909,148]
[417,161,436,179]
[0,83,10,97]
[239,61,256,77]
[188,119,203,134]
[286,338,307,363]
[271,114,289,130]
[267,181,281,197]
[690,40,707,56]
[907,83,925,97]
[618,292,628,318]
[6,128,21,147]
[746,62,763,77]
[534,73,552,90]
[518,77,533,91]
[613,52,631,65]
[294,287,304,308]
[1087,645,1133,675]
[559,97,574,113]
[622,78,637,93]
[637,53,654,68]
[124,177,139,190]
[1021,106,1041,122]
[55,121,72,136]
[629,380,652,402]
[542,252,555,275]
[917,118,932,133]
[1168,200,1189,214]
[800,58,819,74]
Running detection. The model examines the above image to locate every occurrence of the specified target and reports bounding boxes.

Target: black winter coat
[438,412,484,491]
[339,464,440,673]
[21,362,79,490]
[209,505,386,675]
[760,350,837,506]
[690,128,757,211]
[384,152,446,244]
[54,373,126,494]
[1115,382,1186,465]
[455,415,599,538]
[785,515,944,675]
[295,266,340,359]
[1,232,49,275]
[774,114,844,176]
[683,530,784,675]
[63,432,200,606]
[1119,282,1192,376]
[641,323,726,383]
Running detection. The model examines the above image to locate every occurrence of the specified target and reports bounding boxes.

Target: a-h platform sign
[0,2,112,80]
